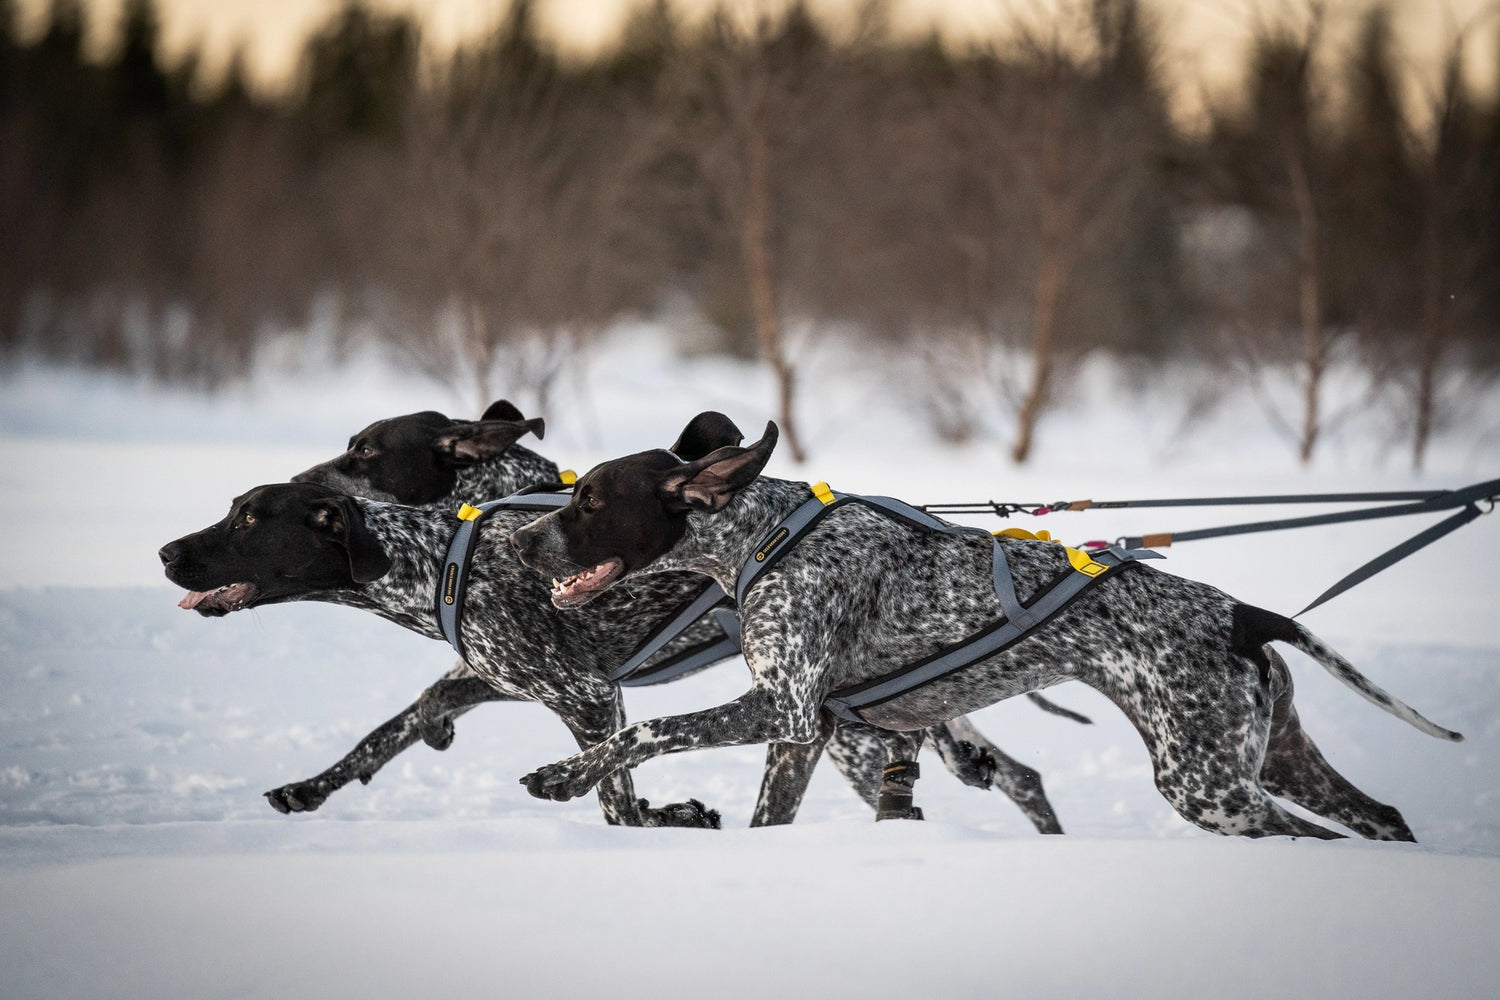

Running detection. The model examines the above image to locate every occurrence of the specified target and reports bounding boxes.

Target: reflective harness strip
[732,483,1156,724]
[606,579,737,685]
[438,491,572,663]
[435,478,743,684]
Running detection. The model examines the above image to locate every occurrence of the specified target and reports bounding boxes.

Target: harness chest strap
[606,579,737,685]
[436,477,743,684]
[733,482,1157,724]
[438,491,572,662]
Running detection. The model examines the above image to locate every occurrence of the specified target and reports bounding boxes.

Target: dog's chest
[461,528,723,686]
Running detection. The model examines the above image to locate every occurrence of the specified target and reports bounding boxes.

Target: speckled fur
[249,410,1073,831]
[515,437,1463,840]
[261,435,718,825]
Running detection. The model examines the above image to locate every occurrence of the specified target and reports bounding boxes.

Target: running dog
[511,419,1463,840]
[162,410,1068,829]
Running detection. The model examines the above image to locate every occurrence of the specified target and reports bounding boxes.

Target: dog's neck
[650,477,812,593]
[442,444,561,509]
[324,499,452,640]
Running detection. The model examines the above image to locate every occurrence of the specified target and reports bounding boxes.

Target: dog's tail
[1234,604,1463,742]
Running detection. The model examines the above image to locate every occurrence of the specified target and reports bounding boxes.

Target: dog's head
[291,400,545,505]
[159,482,393,616]
[511,416,776,608]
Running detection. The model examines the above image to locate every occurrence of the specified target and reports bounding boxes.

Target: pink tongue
[177,583,254,610]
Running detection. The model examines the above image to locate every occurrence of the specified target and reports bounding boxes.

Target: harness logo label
[755,527,789,562]
[443,564,459,605]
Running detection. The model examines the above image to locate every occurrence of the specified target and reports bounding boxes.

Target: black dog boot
[875,760,924,821]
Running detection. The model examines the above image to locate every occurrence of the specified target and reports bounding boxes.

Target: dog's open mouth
[178,582,258,616]
[549,559,623,608]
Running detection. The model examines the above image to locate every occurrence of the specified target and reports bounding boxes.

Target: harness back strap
[731,482,1156,724]
[823,546,1135,723]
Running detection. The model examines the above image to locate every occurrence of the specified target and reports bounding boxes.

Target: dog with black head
[511,417,1462,840]
[164,409,1068,830]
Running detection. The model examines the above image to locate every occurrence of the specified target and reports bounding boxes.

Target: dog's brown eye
[242,512,256,526]
[355,445,375,459]
[581,494,600,512]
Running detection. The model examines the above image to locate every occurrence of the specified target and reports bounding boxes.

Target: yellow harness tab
[559,469,577,485]
[1065,546,1108,577]
[995,527,1106,577]
[995,527,1051,542]
[456,502,484,522]
[811,482,836,506]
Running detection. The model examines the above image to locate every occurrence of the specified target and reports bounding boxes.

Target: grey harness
[732,484,1159,724]
[437,488,742,686]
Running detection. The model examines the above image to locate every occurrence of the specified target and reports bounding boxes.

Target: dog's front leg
[536,685,643,826]
[750,710,838,826]
[264,667,513,814]
[522,685,820,803]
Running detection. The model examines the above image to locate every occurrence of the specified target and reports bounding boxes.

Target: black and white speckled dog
[159,408,1070,830]
[243,402,720,823]
[511,419,1464,840]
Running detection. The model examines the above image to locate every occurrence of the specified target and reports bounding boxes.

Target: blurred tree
[112,0,169,120]
[1408,26,1491,469]
[671,2,838,462]
[1207,2,1331,464]
[1327,5,1421,350]
[299,1,418,147]
[914,0,1170,462]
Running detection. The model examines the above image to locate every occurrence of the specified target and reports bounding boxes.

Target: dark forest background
[2,0,1497,465]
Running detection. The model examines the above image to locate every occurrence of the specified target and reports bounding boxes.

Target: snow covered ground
[2,329,1498,998]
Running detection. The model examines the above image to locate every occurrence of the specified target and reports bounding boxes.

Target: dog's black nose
[159,541,184,568]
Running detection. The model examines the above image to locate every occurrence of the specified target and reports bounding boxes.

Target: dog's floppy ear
[480,399,526,423]
[309,496,392,584]
[669,411,744,462]
[434,407,545,466]
[659,421,777,513]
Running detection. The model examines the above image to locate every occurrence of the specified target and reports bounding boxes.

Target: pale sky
[12,1,1498,129]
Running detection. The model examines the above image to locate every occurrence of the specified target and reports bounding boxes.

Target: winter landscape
[2,330,1498,999]
[6,0,1500,995]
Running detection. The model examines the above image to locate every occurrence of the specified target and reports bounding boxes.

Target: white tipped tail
[1289,625,1463,742]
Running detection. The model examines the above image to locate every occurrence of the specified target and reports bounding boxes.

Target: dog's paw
[264,779,330,814]
[949,740,998,789]
[419,715,456,751]
[519,759,600,802]
[639,797,722,830]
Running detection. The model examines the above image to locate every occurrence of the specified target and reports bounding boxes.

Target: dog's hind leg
[823,726,885,809]
[264,665,511,814]
[928,717,1064,834]
[751,711,837,826]
[1257,656,1415,841]
[1149,751,1345,839]
[1111,652,1344,840]
[874,730,925,821]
